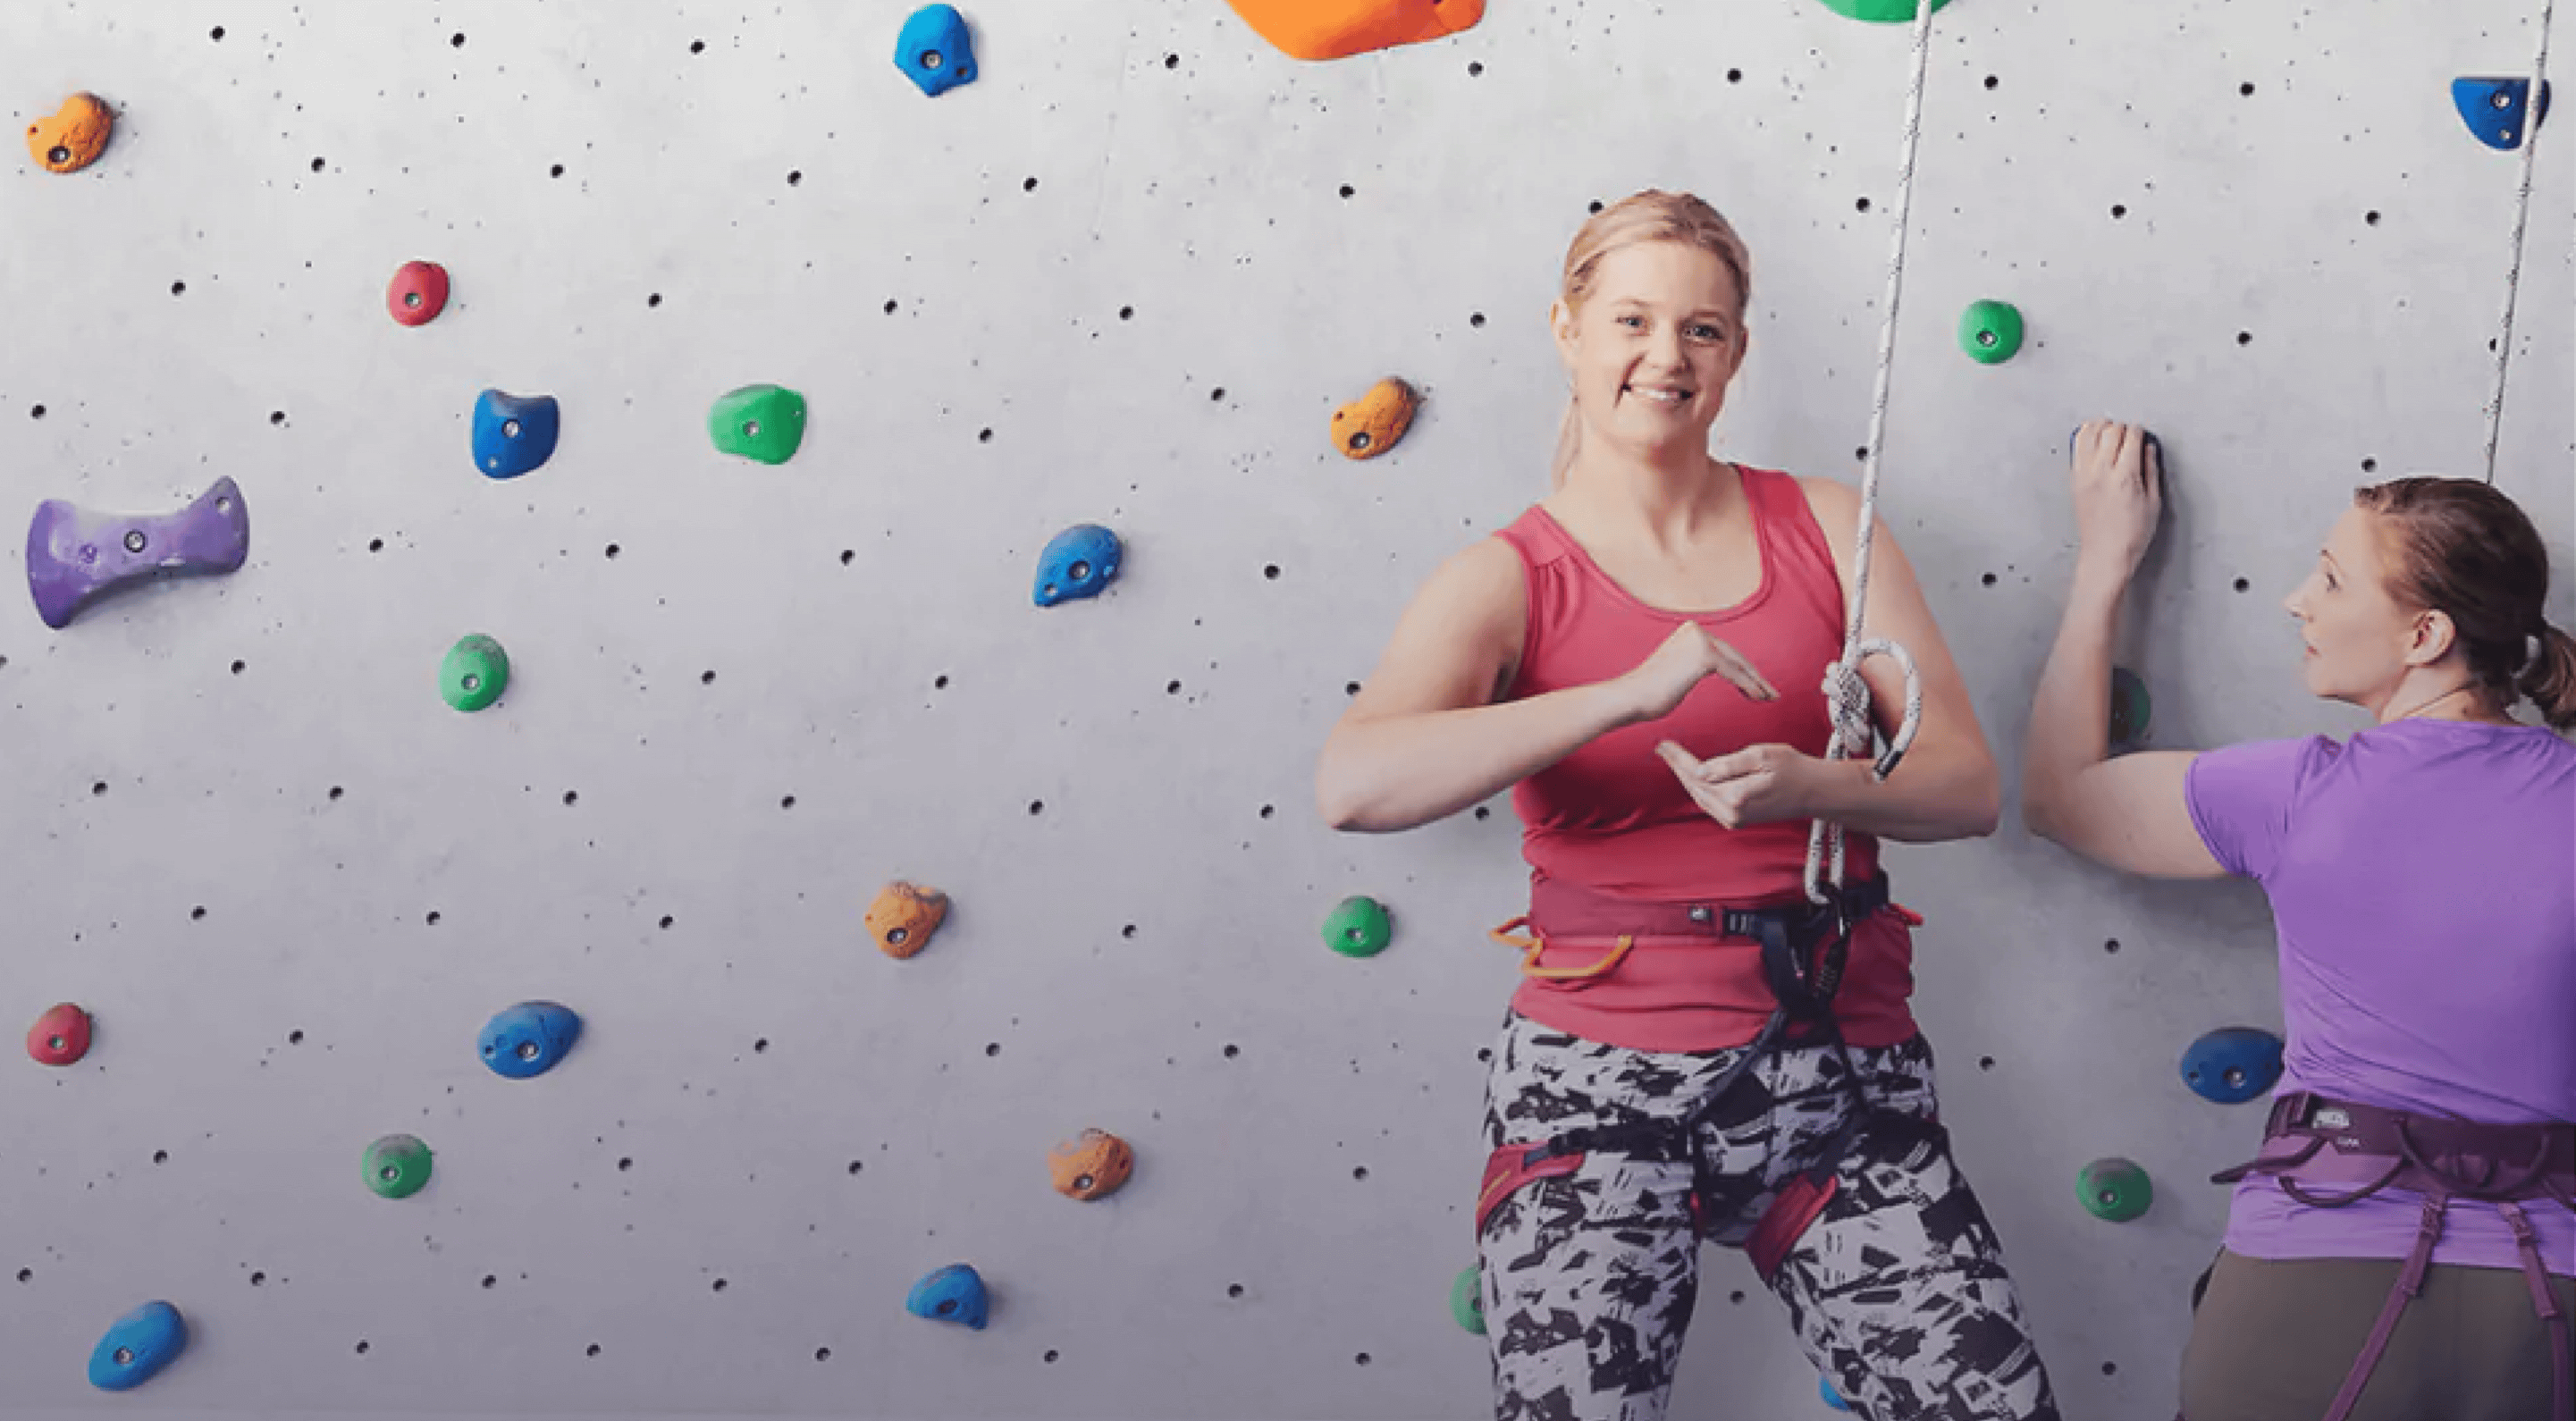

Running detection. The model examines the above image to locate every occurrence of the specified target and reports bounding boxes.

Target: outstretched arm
[2021,422,2226,879]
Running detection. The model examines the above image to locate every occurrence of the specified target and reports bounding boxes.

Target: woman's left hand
[2070,418,2164,582]
[1654,740,1823,829]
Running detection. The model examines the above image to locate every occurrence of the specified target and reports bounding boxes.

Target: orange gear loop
[1488,918,1637,985]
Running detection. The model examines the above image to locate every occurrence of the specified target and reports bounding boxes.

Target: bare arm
[2020,422,2227,879]
[1796,475,2002,842]
[1316,538,1643,835]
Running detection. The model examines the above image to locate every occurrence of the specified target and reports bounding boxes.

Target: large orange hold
[1048,1129,1134,1201]
[1224,0,1486,61]
[866,881,949,959]
[1332,377,1419,459]
[27,92,114,173]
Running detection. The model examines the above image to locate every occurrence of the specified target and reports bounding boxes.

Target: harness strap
[2320,1194,2451,1421]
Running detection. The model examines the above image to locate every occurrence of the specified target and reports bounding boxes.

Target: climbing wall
[4,1,2570,1417]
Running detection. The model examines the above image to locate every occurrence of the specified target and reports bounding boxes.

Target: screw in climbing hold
[1450,1264,1486,1335]
[2076,1156,2152,1223]
[386,261,450,326]
[1958,300,2024,365]
[905,1264,989,1329]
[362,1134,434,1199]
[2109,667,2151,745]
[27,476,252,630]
[26,92,114,173]
[26,1002,94,1066]
[87,1300,186,1392]
[471,390,560,479]
[1331,377,1420,459]
[866,882,950,959]
[1814,0,1953,21]
[2179,1027,2283,1106]
[1032,524,1123,607]
[895,5,979,97]
[479,1001,583,1080]
[1321,895,1393,958]
[708,384,807,465]
[1224,0,1488,61]
[440,634,510,712]
[1048,1129,1134,1201]
[2453,77,2552,151]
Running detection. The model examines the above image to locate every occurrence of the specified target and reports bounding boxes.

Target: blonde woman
[1317,191,2061,1420]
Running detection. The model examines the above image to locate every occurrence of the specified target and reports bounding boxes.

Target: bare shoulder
[1343,531,1530,719]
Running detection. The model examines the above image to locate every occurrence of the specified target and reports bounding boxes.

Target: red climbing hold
[28,1002,92,1066]
[387,261,450,326]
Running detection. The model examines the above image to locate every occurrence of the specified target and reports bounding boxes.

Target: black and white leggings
[1477,1010,2063,1421]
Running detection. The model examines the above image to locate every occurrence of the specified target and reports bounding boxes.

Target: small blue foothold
[88,1300,187,1392]
[1033,523,1122,607]
[473,390,560,479]
[896,5,978,97]
[2181,1026,2285,1106]
[907,1264,989,1329]
[479,1001,584,1080]
[1820,1374,1853,1411]
[2454,77,2552,151]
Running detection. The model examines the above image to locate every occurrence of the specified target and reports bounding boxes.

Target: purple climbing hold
[27,476,250,629]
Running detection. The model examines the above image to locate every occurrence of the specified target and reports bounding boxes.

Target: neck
[1558,441,1733,540]
[2377,678,2510,727]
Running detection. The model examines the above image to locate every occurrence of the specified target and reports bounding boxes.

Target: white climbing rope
[1803,0,1939,906]
[2480,0,2556,484]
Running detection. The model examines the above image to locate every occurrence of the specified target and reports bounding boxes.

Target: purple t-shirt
[2185,717,2576,1277]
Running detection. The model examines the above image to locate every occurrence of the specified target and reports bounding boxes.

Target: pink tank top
[1491,465,1919,1052]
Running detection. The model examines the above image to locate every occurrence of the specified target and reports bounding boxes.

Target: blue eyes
[1615,315,1726,341]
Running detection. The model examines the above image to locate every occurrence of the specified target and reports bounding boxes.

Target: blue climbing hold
[907,1264,989,1329]
[2454,77,2551,151]
[1820,1374,1854,1410]
[1032,523,1122,607]
[2181,1026,2285,1106]
[479,1000,584,1080]
[88,1300,187,1392]
[473,390,560,479]
[895,5,978,97]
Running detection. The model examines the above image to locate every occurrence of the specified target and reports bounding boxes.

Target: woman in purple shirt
[2020,422,2575,1421]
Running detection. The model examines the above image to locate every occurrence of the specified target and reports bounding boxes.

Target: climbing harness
[1477,872,1932,1285]
[1476,0,1950,1310]
[2202,1091,2574,1421]
[2481,0,2556,484]
[1804,0,1938,904]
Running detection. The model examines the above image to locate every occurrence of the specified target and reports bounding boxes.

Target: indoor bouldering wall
[4,3,2569,1419]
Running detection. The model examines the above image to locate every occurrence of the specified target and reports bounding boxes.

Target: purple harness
[2204,1090,2574,1421]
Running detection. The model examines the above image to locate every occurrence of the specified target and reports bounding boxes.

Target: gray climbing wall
[4,1,2570,1417]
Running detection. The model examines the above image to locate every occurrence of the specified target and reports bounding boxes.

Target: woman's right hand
[1615,621,1780,724]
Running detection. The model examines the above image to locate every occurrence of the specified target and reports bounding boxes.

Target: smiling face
[2284,505,2462,716]
[1551,240,1748,463]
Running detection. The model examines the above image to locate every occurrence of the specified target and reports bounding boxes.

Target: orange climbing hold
[27,92,114,173]
[1048,1129,1133,1201]
[1332,377,1419,459]
[867,882,949,959]
[1224,0,1485,61]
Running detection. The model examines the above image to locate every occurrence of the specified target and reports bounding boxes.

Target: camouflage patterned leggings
[1477,1010,2063,1421]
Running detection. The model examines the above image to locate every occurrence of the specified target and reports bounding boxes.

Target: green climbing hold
[1451,1264,1486,1335]
[363,1133,433,1199]
[2109,667,2152,744]
[1322,895,1392,958]
[1816,0,1955,21]
[1959,300,2024,365]
[709,383,807,466]
[441,635,509,713]
[2077,1156,2151,1223]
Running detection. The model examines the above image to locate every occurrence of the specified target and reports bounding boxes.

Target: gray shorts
[2181,1249,2574,1420]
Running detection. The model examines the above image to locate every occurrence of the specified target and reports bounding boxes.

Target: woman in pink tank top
[1316,189,2065,1421]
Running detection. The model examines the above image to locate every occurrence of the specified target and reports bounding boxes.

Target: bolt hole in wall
[10,3,2565,1421]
